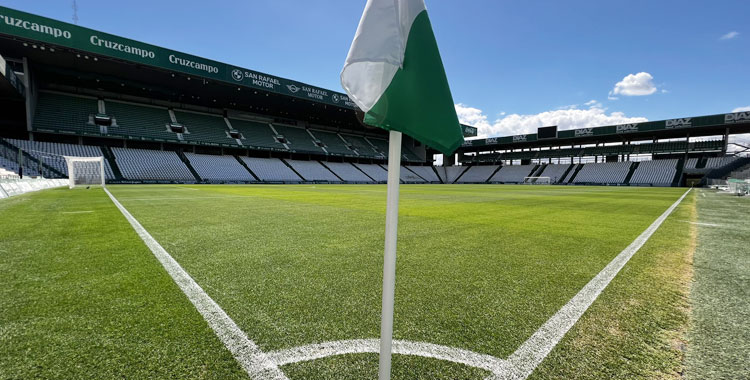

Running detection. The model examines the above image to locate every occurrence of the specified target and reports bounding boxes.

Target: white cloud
[732,106,750,112]
[609,72,658,98]
[720,31,739,40]
[455,102,648,139]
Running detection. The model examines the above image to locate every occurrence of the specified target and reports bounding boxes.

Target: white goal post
[523,176,551,185]
[64,156,105,189]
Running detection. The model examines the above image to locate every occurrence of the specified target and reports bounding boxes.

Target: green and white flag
[341,0,464,155]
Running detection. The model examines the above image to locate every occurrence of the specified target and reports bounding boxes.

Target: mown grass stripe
[103,187,289,380]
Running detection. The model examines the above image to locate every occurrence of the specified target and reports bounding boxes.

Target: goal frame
[523,176,551,185]
[63,156,106,189]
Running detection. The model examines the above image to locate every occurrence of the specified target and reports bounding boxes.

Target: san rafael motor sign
[0,5,354,109]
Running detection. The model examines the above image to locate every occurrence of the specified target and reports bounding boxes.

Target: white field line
[488,188,692,380]
[105,185,691,378]
[268,339,511,374]
[268,188,691,379]
[103,187,289,380]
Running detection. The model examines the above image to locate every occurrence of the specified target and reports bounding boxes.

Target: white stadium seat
[354,163,388,182]
[286,159,340,182]
[324,162,373,182]
[112,147,194,181]
[185,153,255,182]
[573,162,631,184]
[457,165,498,183]
[240,157,301,182]
[489,165,535,183]
[629,159,677,186]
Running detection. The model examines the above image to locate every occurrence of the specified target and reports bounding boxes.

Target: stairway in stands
[671,158,685,186]
[280,158,306,181]
[624,162,640,184]
[318,161,345,182]
[696,156,708,169]
[452,165,470,183]
[234,156,261,181]
[0,139,65,178]
[532,164,547,177]
[558,164,574,184]
[100,146,124,180]
[566,164,584,183]
[176,150,203,182]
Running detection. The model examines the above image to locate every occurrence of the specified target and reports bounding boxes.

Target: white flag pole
[379,129,402,380]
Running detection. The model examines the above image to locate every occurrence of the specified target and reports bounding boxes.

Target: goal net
[728,179,750,196]
[64,156,105,189]
[523,176,551,185]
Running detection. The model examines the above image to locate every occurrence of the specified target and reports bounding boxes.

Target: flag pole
[379,129,402,380]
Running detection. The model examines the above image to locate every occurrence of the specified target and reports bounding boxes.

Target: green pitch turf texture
[1,184,697,379]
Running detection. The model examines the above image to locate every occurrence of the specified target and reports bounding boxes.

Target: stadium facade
[0,5,748,187]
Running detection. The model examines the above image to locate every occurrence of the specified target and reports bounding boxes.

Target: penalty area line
[103,187,288,380]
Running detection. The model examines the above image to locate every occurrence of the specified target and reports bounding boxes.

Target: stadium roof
[459,112,750,153]
[0,5,479,140]
[0,6,356,108]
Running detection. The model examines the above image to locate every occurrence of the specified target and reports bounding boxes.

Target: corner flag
[341,0,464,155]
[341,1,463,379]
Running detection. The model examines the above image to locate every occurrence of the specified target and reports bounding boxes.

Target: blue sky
[2,0,748,137]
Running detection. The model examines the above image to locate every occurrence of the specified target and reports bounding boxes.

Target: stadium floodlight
[64,156,105,189]
[523,176,551,185]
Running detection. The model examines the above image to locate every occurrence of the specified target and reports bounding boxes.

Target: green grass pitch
[1,184,698,379]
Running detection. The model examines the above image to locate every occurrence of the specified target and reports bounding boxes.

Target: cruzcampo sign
[0,6,356,109]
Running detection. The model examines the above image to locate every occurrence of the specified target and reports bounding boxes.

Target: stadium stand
[311,130,356,156]
[405,166,440,182]
[240,157,301,182]
[706,156,737,169]
[342,134,383,158]
[354,163,388,182]
[7,139,115,179]
[174,111,234,145]
[227,119,280,150]
[572,161,632,184]
[112,147,194,181]
[489,165,535,183]
[401,146,422,162]
[32,92,100,135]
[184,153,255,182]
[366,137,389,155]
[286,159,341,182]
[537,164,571,183]
[0,156,22,177]
[272,125,324,154]
[685,158,699,169]
[366,137,420,161]
[629,159,677,186]
[324,162,373,182]
[399,166,427,183]
[456,165,498,183]
[562,164,581,183]
[105,100,175,141]
[436,166,468,183]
